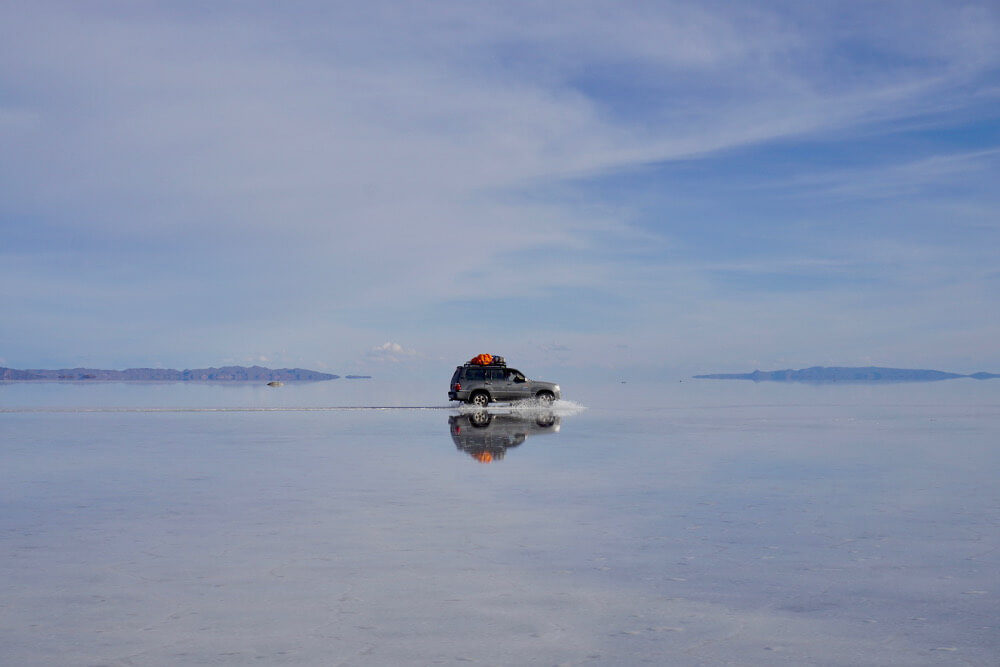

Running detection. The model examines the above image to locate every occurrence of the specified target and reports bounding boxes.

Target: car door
[465,367,486,396]
[484,368,511,400]
[503,368,532,401]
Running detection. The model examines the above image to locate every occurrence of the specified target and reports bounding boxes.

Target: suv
[448,362,561,406]
[449,411,561,462]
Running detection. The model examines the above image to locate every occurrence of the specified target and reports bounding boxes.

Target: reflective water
[1,380,998,665]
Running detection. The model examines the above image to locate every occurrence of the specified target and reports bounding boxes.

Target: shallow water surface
[1,381,998,665]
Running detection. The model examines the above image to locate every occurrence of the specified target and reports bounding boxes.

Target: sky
[2,1,998,379]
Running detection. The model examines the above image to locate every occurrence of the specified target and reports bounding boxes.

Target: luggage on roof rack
[467,354,506,366]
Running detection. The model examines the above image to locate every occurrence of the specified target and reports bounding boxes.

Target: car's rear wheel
[536,391,555,403]
[470,391,490,407]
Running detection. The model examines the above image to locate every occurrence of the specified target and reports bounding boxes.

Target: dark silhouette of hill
[693,366,998,384]
[1,365,338,381]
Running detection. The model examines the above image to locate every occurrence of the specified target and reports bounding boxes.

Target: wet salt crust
[1,381,998,665]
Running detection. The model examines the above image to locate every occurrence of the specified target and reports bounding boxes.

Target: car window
[486,369,504,381]
[466,368,485,381]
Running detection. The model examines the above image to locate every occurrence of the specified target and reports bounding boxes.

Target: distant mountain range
[1,365,340,382]
[694,366,1000,384]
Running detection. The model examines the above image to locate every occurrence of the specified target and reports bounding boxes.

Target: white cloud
[366,342,418,363]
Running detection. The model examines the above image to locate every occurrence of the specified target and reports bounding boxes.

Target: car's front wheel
[535,413,556,427]
[469,391,490,407]
[536,391,555,403]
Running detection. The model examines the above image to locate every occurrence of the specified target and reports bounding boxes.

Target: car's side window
[486,369,504,381]
[466,368,485,381]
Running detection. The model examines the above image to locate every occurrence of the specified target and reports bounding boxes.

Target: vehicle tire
[536,391,555,403]
[470,410,491,426]
[470,391,490,407]
[535,413,556,427]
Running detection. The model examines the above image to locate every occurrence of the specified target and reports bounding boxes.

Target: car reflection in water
[449,410,561,463]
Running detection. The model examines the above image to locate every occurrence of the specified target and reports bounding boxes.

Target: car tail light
[453,383,461,391]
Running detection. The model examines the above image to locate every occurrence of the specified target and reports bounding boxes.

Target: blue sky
[2,1,998,378]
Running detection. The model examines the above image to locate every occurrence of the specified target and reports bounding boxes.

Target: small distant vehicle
[448,354,561,406]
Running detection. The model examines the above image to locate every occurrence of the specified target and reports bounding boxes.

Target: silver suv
[448,363,561,406]
[449,411,561,462]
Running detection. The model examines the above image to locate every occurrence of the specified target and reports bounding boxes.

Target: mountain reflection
[449,410,561,463]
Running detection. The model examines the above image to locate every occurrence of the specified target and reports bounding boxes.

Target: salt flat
[1,380,998,665]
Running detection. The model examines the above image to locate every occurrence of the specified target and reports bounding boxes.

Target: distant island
[1,365,340,382]
[693,366,1000,384]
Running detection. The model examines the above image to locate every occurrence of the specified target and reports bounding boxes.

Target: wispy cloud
[1,2,998,372]
[769,148,1000,202]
